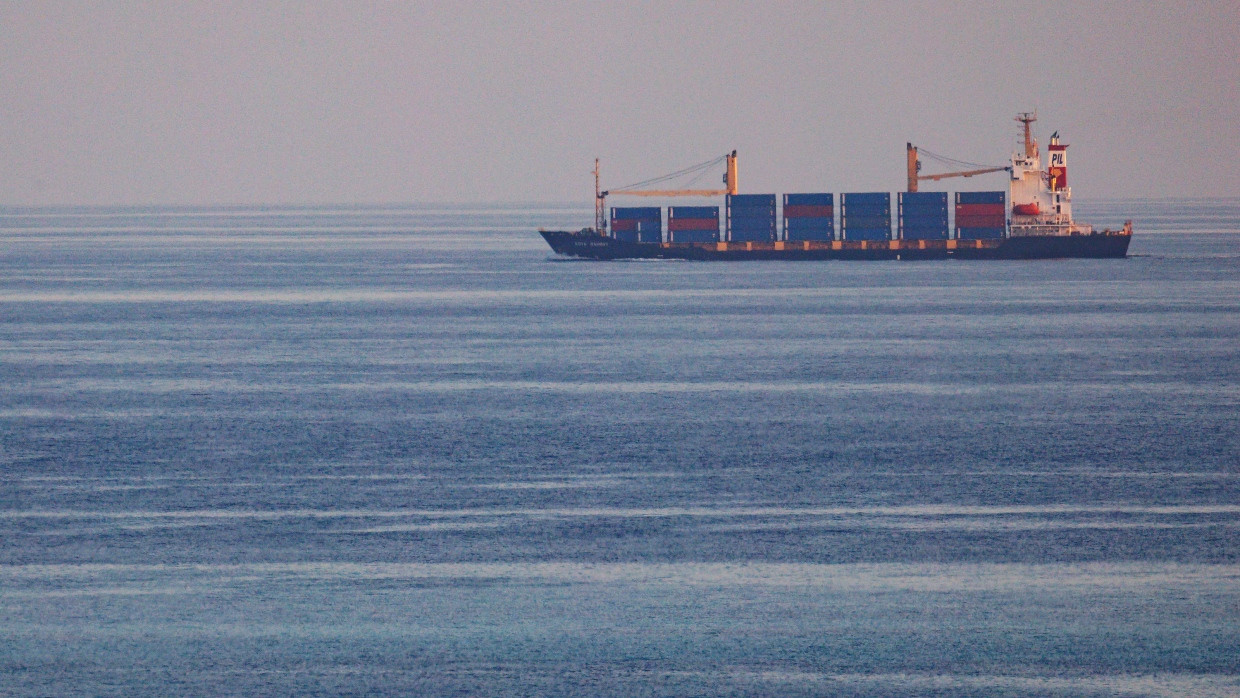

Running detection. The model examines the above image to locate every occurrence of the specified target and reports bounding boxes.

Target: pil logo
[1050,151,1066,167]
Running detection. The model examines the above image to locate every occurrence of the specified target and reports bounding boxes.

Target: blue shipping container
[842,214,891,229]
[729,208,775,220]
[901,205,949,216]
[843,227,891,241]
[848,200,891,208]
[724,229,773,240]
[611,206,660,221]
[900,225,949,240]
[670,229,719,243]
[727,219,773,228]
[785,227,834,242]
[842,192,890,205]
[955,191,1006,205]
[902,231,949,241]
[901,211,948,221]
[843,205,891,217]
[902,218,948,230]
[902,207,947,218]
[678,207,714,218]
[785,217,834,230]
[785,219,833,241]
[669,206,719,219]
[785,193,834,206]
[729,206,776,218]
[729,229,775,242]
[899,192,947,206]
[728,194,776,208]
[904,230,948,240]
[730,229,775,241]
[730,213,775,225]
[729,214,777,228]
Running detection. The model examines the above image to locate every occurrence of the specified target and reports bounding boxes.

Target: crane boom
[607,188,731,197]
[906,143,1009,192]
[592,151,738,233]
[920,167,1009,182]
[605,151,738,199]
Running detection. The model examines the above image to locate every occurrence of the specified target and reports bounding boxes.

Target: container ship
[540,114,1132,260]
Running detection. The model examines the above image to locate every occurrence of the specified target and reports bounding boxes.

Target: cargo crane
[593,151,738,233]
[906,143,1010,192]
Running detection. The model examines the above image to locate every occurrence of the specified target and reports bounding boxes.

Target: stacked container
[898,192,949,240]
[726,194,776,242]
[840,192,892,241]
[955,191,1007,239]
[783,193,834,241]
[610,207,662,244]
[667,206,720,243]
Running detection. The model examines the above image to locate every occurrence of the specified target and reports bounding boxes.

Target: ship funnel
[1048,136,1067,190]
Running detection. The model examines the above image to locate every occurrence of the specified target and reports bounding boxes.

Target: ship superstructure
[1008,112,1092,237]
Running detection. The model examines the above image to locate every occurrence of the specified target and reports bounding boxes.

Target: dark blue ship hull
[540,229,1131,261]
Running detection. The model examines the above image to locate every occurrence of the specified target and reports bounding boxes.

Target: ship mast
[1017,112,1037,158]
[594,158,605,233]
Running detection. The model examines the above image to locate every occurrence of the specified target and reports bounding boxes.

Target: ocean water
[1,199,1238,696]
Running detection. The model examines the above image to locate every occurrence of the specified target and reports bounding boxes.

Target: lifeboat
[1012,202,1040,216]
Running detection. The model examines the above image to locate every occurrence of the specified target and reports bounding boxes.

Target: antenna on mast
[1016,112,1038,158]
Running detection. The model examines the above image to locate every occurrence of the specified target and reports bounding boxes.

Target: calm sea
[1,199,1238,696]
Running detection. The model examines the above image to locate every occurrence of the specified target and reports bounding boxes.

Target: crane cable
[609,154,728,193]
[916,146,1005,172]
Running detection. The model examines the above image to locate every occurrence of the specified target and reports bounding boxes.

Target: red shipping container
[955,203,1006,217]
[668,218,719,232]
[610,219,639,232]
[783,204,833,218]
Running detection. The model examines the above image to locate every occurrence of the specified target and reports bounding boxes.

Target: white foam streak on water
[704,519,1235,532]
[2,560,1236,592]
[6,503,1239,520]
[12,470,1235,491]
[5,377,1238,400]
[4,284,1238,306]
[733,671,1240,698]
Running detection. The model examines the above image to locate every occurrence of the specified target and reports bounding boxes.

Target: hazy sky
[3,1,1237,205]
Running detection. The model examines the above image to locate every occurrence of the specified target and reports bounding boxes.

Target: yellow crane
[906,143,1009,192]
[593,152,738,232]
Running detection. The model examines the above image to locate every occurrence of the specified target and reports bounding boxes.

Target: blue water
[2,200,1239,696]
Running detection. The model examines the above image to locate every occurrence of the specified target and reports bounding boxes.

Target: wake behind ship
[540,113,1132,261]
